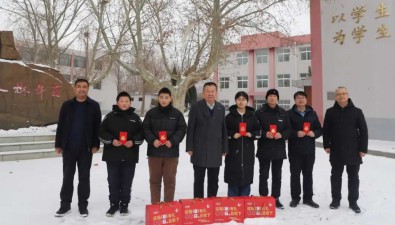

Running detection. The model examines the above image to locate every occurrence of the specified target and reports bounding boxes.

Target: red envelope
[269,125,277,136]
[119,131,128,145]
[159,131,168,144]
[146,201,183,225]
[239,123,247,136]
[303,122,311,134]
[244,196,276,218]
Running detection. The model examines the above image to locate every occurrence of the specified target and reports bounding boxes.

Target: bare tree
[87,0,306,112]
[1,0,88,67]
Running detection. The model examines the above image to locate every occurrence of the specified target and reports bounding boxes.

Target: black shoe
[54,206,71,217]
[79,208,89,217]
[329,201,340,209]
[120,202,129,216]
[289,199,300,208]
[276,198,285,209]
[349,203,361,213]
[106,203,119,217]
[303,199,320,208]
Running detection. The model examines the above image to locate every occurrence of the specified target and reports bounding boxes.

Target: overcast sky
[0,2,310,36]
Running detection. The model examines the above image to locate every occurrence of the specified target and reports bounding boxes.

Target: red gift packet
[269,125,277,136]
[303,122,311,134]
[119,131,127,145]
[159,131,168,144]
[145,201,183,225]
[239,123,247,136]
[212,197,245,223]
[244,196,276,218]
[180,199,214,225]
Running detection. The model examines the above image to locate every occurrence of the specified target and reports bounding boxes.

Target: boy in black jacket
[143,87,187,204]
[99,91,144,217]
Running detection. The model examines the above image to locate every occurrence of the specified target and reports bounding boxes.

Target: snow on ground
[1,138,394,225]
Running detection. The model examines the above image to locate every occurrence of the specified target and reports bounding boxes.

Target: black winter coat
[224,105,261,185]
[287,105,322,155]
[143,104,187,158]
[323,99,368,165]
[99,105,144,163]
[186,100,228,168]
[255,104,291,160]
[55,97,101,151]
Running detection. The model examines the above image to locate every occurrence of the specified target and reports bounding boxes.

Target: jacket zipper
[241,115,245,185]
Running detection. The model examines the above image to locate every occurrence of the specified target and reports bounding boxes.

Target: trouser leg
[207,167,220,197]
[163,157,178,202]
[149,157,163,204]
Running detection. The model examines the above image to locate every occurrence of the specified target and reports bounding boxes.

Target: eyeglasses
[335,92,348,96]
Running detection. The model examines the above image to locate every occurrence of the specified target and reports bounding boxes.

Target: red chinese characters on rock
[35,84,45,101]
[51,84,62,97]
[13,82,30,96]
[11,82,62,99]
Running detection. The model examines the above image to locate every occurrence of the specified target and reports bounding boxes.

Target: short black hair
[116,91,132,101]
[293,91,308,99]
[158,87,171,96]
[203,82,217,91]
[74,78,89,87]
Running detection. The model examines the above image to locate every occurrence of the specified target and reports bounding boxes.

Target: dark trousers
[60,149,93,209]
[106,161,136,204]
[193,165,220,198]
[258,158,283,198]
[289,153,315,201]
[148,157,179,204]
[228,184,251,197]
[331,163,360,204]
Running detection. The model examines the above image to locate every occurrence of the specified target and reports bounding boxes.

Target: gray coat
[186,100,228,168]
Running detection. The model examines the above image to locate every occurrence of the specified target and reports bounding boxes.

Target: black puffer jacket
[287,105,322,155]
[143,104,187,158]
[255,104,291,160]
[99,105,144,163]
[224,105,261,185]
[323,99,368,165]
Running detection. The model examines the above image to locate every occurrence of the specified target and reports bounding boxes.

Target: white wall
[321,0,395,140]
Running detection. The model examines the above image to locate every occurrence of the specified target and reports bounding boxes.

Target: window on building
[277,74,291,87]
[93,81,101,90]
[277,48,290,62]
[219,100,229,111]
[279,100,291,110]
[237,52,248,65]
[254,99,266,109]
[237,76,248,88]
[300,73,310,80]
[131,97,134,101]
[138,97,143,101]
[300,46,311,60]
[256,49,268,64]
[220,77,230,89]
[256,75,269,88]
[59,53,71,66]
[19,47,34,62]
[74,55,86,68]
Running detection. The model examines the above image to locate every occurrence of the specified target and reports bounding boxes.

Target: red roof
[226,31,311,52]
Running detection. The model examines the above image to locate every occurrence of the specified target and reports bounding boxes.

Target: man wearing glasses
[323,86,368,213]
